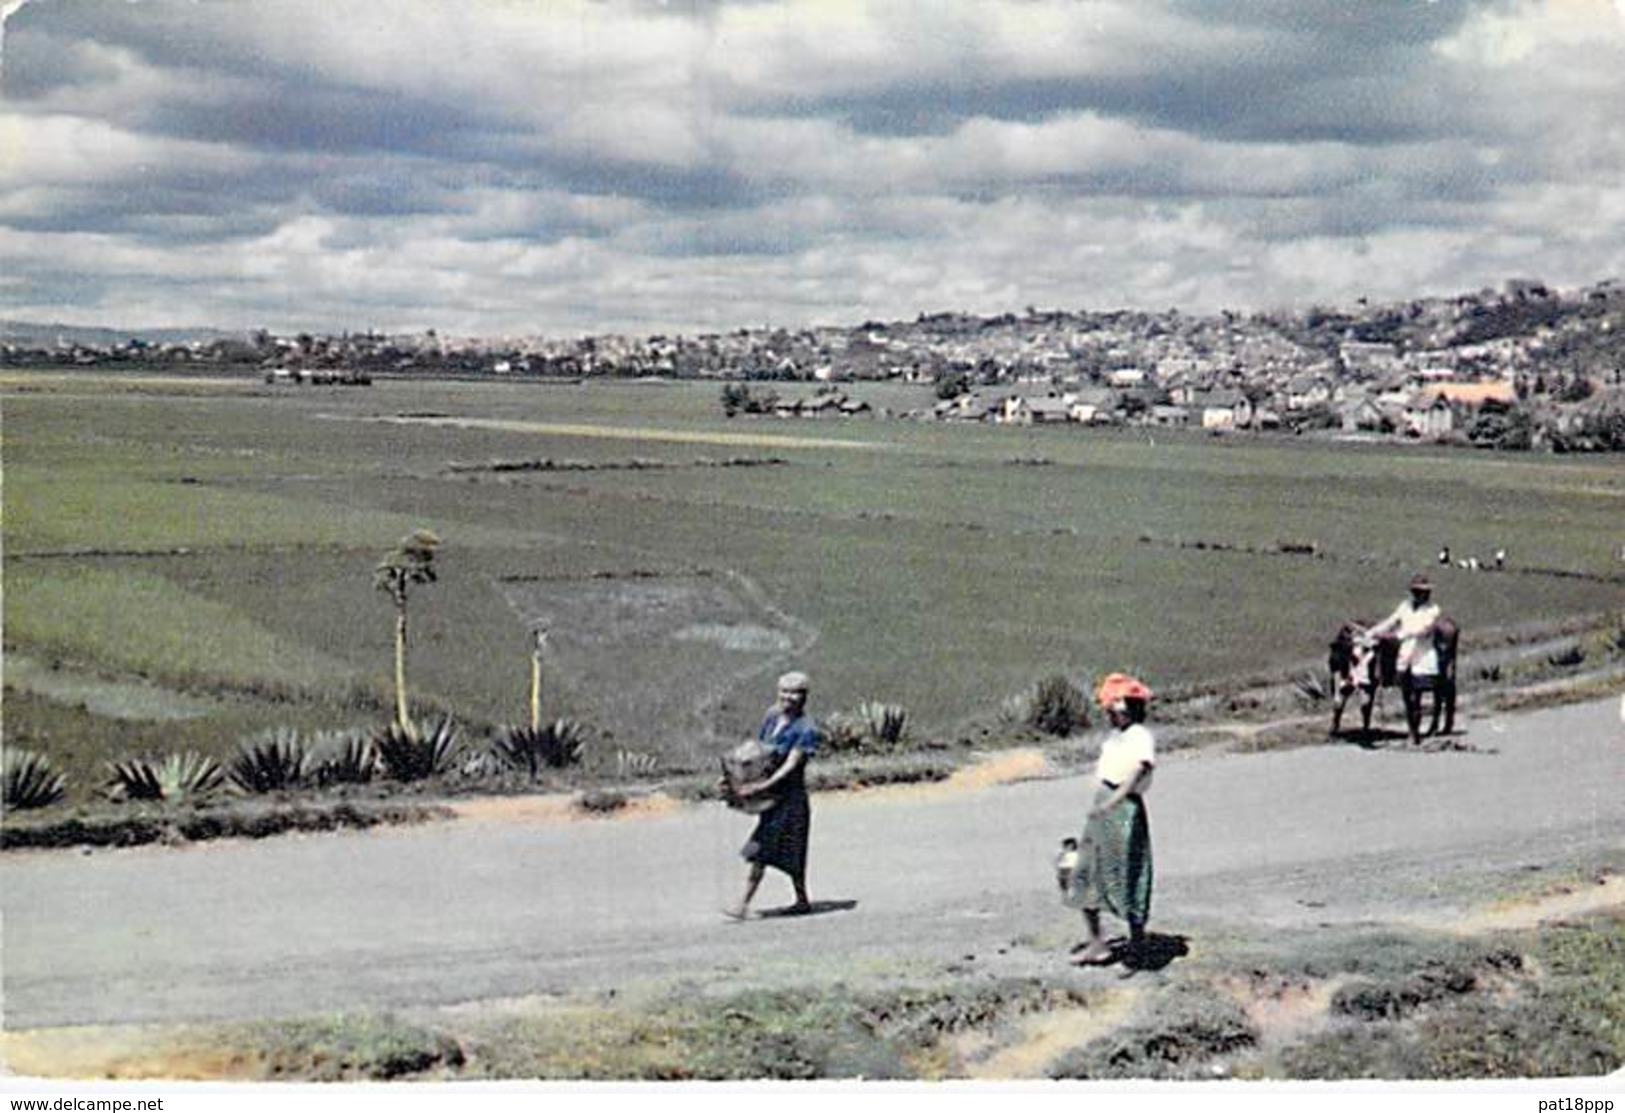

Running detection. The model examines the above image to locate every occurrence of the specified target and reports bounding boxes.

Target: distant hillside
[0,320,248,347]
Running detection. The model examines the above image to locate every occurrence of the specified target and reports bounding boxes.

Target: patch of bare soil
[447,792,684,824]
[826,749,1053,806]
[1218,973,1341,1050]
[1419,874,1625,935]
[960,990,1138,1079]
[430,751,1048,833]
[1,1026,259,1082]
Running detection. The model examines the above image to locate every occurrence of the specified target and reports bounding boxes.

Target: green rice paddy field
[4,369,1623,785]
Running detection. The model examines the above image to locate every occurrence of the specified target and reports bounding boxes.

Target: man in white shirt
[1369,573,1442,745]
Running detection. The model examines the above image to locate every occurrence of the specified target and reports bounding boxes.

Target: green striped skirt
[1063,784,1153,927]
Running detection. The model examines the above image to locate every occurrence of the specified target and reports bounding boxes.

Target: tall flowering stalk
[374,529,441,733]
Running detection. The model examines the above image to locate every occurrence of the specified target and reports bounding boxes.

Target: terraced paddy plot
[494,571,809,764]
[358,413,890,452]
[4,370,1622,792]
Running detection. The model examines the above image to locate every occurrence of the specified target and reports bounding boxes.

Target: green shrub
[1331,960,1479,1022]
[1050,983,1258,1080]
[577,788,627,814]
[1026,674,1090,736]
[237,1014,465,1082]
[374,717,461,782]
[227,729,311,794]
[3,748,68,810]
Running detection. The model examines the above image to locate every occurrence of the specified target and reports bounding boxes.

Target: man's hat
[1409,573,1433,591]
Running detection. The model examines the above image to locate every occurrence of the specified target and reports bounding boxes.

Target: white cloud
[1,0,1623,333]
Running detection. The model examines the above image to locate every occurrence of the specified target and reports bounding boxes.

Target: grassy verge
[0,796,452,851]
[5,662,1616,851]
[22,906,1622,1082]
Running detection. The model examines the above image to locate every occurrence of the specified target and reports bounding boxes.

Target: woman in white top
[1063,673,1156,966]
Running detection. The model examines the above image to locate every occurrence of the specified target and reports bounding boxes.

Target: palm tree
[374,529,441,732]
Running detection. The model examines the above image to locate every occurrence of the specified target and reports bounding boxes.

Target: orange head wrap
[1095,672,1152,709]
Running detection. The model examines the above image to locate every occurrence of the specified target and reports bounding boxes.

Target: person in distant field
[1368,573,1443,745]
[725,671,819,920]
[1063,673,1156,966]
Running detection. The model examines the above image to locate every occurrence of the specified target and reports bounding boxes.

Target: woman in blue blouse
[726,670,819,919]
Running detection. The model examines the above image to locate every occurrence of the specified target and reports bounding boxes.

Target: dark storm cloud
[748,2,1484,148]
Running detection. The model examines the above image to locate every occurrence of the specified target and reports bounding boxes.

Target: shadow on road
[758,899,859,919]
[1334,726,1411,750]
[1118,932,1189,974]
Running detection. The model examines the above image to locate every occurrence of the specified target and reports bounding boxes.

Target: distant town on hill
[5,277,1624,451]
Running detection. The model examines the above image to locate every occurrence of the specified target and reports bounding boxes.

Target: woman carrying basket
[725,670,819,920]
[1064,672,1156,966]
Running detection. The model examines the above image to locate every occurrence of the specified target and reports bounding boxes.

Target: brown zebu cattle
[1420,616,1459,737]
[1328,622,1379,736]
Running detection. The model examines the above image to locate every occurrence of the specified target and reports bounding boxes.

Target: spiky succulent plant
[3,748,68,810]
[108,751,224,801]
[374,716,461,782]
[856,701,909,748]
[310,729,377,786]
[490,718,586,781]
[228,728,311,793]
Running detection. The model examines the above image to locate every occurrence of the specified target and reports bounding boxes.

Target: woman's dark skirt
[741,782,811,877]
[1063,784,1152,927]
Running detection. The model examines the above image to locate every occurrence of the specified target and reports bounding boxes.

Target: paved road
[3,697,1622,1029]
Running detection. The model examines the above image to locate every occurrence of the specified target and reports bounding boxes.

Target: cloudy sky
[3,0,1624,337]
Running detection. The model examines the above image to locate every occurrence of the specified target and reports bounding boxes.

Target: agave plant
[227,728,311,794]
[3,748,68,810]
[615,749,660,780]
[996,694,1030,727]
[490,718,586,781]
[1547,644,1586,669]
[856,701,909,748]
[817,712,865,754]
[374,716,461,782]
[108,751,224,802]
[310,729,377,787]
[1292,671,1331,705]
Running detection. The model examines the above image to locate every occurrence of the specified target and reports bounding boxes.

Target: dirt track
[2,696,1622,1033]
